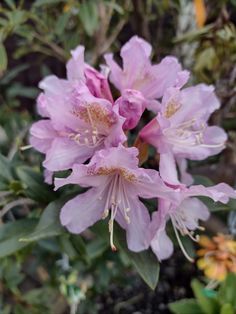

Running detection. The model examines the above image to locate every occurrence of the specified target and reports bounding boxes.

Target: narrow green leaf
[114,225,159,290]
[193,175,214,186]
[0,42,7,74]
[169,299,204,314]
[55,12,70,36]
[0,219,37,258]
[0,153,12,181]
[4,0,16,10]
[20,199,64,242]
[0,64,29,85]
[78,0,99,36]
[86,238,108,260]
[91,222,159,289]
[16,166,55,203]
[33,0,65,7]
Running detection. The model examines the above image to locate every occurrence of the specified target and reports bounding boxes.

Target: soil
[96,252,197,314]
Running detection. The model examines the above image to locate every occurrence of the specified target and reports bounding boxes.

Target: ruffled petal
[104,53,123,91]
[54,164,108,189]
[66,45,85,81]
[133,168,178,201]
[30,120,57,153]
[187,183,236,204]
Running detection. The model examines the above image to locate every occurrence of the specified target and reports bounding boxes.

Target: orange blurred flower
[197,234,236,282]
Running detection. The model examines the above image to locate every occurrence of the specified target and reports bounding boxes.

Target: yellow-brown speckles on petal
[91,166,137,182]
[72,103,114,129]
[164,100,181,118]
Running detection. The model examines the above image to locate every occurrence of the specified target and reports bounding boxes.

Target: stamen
[171,217,194,263]
[99,173,132,251]
[102,208,109,219]
[197,225,205,231]
[20,145,32,151]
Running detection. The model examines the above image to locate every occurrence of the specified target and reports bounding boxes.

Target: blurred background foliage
[0,0,236,313]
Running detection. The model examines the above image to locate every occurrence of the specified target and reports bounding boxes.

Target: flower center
[69,104,114,148]
[163,119,224,150]
[68,128,105,148]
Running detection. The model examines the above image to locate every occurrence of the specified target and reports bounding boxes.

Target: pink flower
[105,36,189,111]
[140,84,227,185]
[30,83,126,171]
[149,183,236,261]
[55,145,176,252]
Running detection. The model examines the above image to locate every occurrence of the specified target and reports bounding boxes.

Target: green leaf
[0,64,29,85]
[20,200,64,243]
[0,219,37,258]
[191,280,219,314]
[114,225,159,290]
[0,43,8,73]
[16,166,55,203]
[198,197,231,212]
[0,153,12,181]
[55,12,70,36]
[78,0,99,36]
[193,175,214,186]
[169,299,204,314]
[220,304,234,314]
[70,234,87,258]
[6,83,38,99]
[4,0,16,10]
[33,0,65,7]
[86,237,109,260]
[91,221,159,289]
[218,273,236,309]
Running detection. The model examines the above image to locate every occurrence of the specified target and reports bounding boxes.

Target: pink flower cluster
[30,36,236,261]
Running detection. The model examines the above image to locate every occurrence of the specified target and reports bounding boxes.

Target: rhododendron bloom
[30,84,125,171]
[140,84,227,185]
[55,145,176,252]
[148,183,236,261]
[105,36,189,111]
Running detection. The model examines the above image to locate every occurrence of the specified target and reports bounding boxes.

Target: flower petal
[187,183,236,204]
[60,188,105,234]
[43,137,94,171]
[176,157,194,186]
[149,200,174,260]
[66,45,85,81]
[179,197,210,230]
[115,89,145,130]
[30,120,57,153]
[124,197,150,252]
[159,151,180,185]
